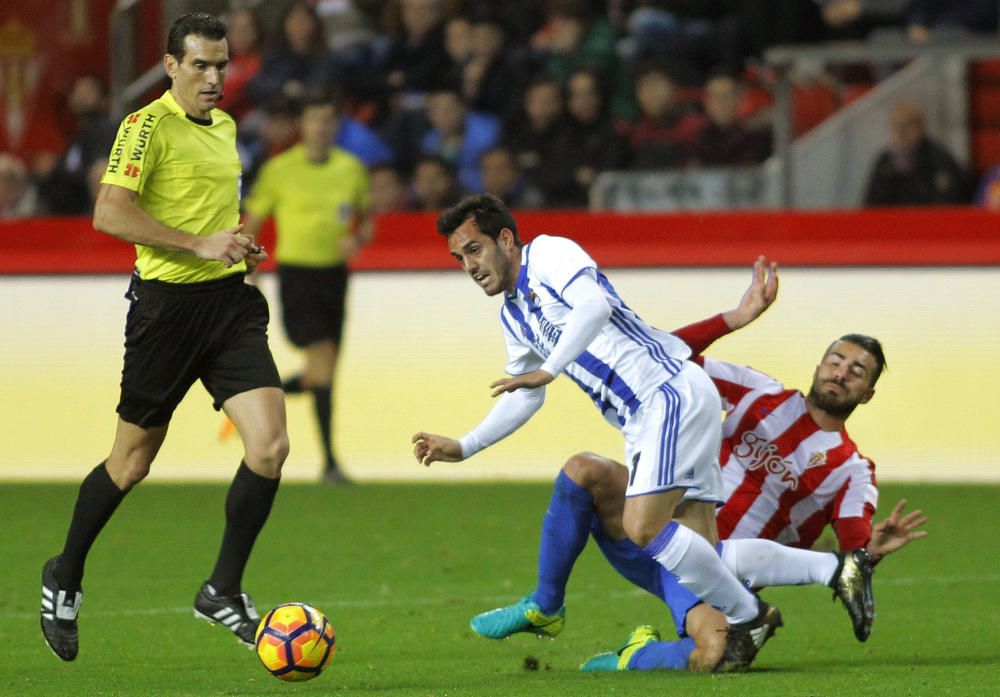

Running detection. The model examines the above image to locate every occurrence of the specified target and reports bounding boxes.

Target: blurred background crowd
[3,0,1000,219]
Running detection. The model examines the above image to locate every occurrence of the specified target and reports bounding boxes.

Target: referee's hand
[194,225,252,267]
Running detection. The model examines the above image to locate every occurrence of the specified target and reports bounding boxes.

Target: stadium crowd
[2,0,999,219]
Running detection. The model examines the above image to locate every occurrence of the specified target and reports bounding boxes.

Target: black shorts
[277,264,349,348]
[117,272,282,428]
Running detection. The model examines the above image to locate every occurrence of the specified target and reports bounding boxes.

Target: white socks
[645,522,760,624]
[719,538,838,588]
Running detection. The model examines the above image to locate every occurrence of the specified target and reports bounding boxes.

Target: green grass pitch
[2,481,997,696]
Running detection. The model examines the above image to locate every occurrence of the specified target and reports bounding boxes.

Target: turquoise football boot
[470,594,565,639]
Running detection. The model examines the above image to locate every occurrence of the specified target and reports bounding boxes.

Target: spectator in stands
[534,0,634,119]
[37,75,117,215]
[247,0,339,105]
[313,0,378,68]
[458,13,530,122]
[545,69,628,206]
[0,153,41,219]
[818,0,908,41]
[627,63,704,170]
[691,72,772,167]
[617,0,740,84]
[905,0,999,43]
[443,14,473,70]
[221,7,264,121]
[410,154,462,210]
[325,90,396,167]
[864,100,971,206]
[421,87,501,192]
[369,0,455,165]
[478,146,544,207]
[974,163,1000,210]
[369,163,410,213]
[504,76,568,204]
[380,0,453,99]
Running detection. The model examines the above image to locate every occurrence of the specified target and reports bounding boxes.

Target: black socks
[209,461,280,597]
[56,462,127,592]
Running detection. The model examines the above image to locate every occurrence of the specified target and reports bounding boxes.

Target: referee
[40,13,287,660]
[242,89,373,484]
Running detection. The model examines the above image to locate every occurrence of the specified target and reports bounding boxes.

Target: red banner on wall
[2,208,999,274]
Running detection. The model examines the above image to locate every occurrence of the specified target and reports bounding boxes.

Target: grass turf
[1,481,997,696]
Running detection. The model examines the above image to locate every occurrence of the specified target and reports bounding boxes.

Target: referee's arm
[94,183,251,268]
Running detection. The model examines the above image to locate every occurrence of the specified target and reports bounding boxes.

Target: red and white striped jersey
[700,357,878,550]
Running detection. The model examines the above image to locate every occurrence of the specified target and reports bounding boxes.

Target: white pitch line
[17,574,1000,622]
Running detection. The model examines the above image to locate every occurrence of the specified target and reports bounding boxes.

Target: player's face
[300,104,338,150]
[448,218,518,297]
[807,340,877,418]
[165,34,229,119]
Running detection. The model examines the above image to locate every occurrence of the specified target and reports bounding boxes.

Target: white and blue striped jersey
[500,235,692,428]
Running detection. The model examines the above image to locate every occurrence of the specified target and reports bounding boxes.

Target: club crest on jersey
[807,451,827,468]
[732,432,799,490]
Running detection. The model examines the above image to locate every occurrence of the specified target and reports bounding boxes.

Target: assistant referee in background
[40,13,287,660]
[241,89,373,485]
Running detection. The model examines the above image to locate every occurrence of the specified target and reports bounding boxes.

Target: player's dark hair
[835,334,888,385]
[167,12,228,61]
[437,194,520,245]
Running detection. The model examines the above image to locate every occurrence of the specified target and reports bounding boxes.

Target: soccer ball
[254,603,336,682]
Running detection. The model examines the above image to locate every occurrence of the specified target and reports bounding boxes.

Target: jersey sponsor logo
[130,113,157,161]
[732,431,799,490]
[127,112,141,124]
[107,122,133,174]
[536,312,562,347]
[123,163,141,178]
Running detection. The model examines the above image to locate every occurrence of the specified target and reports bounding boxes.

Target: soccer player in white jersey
[412,194,783,671]
[468,258,927,672]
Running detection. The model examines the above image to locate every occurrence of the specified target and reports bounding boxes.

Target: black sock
[282,375,304,394]
[311,386,336,470]
[209,461,280,597]
[56,462,127,592]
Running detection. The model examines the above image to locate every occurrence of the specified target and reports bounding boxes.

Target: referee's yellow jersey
[101,90,244,283]
[244,144,370,268]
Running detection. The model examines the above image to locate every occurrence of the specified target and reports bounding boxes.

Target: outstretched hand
[412,432,463,467]
[489,369,554,397]
[867,498,928,563]
[723,255,778,330]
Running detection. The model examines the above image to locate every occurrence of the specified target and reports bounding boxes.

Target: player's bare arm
[722,255,779,330]
[411,432,463,466]
[866,499,928,563]
[340,212,375,260]
[94,183,252,267]
[489,369,555,397]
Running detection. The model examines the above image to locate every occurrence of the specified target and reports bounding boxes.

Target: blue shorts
[590,519,701,638]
